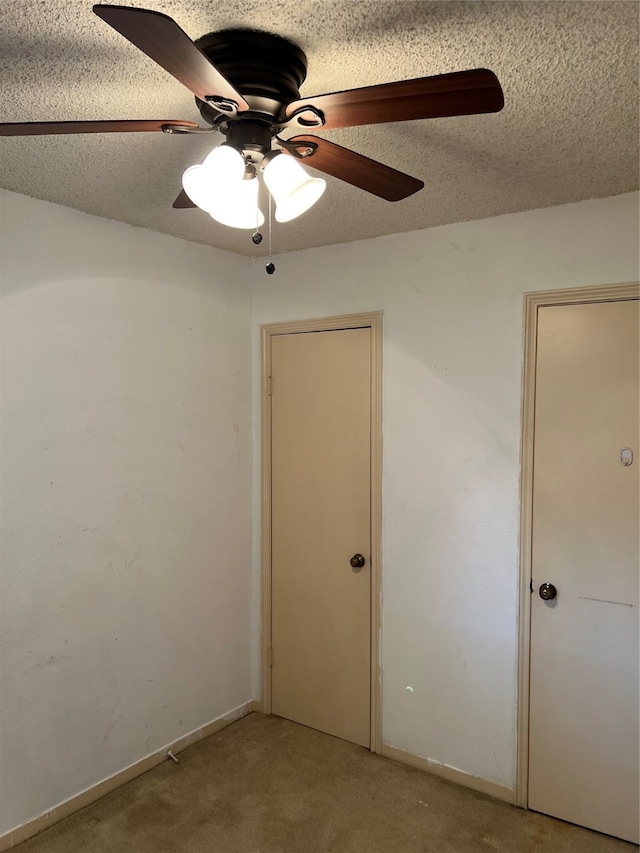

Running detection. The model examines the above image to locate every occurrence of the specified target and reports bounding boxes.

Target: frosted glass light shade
[263,153,326,222]
[208,176,264,229]
[202,144,245,180]
[182,145,245,212]
[182,144,263,229]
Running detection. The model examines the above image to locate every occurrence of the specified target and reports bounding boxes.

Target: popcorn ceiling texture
[0,0,637,256]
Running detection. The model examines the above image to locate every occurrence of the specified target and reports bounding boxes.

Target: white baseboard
[0,699,261,851]
[381,743,514,804]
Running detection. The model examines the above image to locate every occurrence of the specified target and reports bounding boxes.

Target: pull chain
[251,186,263,246]
[266,192,275,274]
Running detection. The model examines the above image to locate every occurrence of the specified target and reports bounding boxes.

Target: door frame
[515,281,640,807]
[260,312,383,753]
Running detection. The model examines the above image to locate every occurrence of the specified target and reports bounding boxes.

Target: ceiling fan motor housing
[194,28,308,129]
[224,120,273,163]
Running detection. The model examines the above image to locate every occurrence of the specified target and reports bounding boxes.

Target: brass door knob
[350,554,366,568]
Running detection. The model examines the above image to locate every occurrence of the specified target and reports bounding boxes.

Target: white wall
[0,191,253,835]
[1,190,638,835]
[251,192,640,791]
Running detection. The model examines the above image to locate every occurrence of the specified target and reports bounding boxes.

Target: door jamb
[516,281,640,807]
[260,312,383,753]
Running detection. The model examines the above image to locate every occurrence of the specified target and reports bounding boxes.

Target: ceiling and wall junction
[0,1,637,255]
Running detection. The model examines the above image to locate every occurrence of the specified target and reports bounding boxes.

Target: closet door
[528,299,639,843]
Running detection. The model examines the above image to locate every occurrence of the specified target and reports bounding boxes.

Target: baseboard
[381,743,514,804]
[0,699,259,851]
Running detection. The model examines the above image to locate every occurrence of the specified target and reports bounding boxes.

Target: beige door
[270,327,371,747]
[528,299,639,843]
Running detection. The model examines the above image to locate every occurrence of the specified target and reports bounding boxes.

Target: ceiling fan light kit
[0,4,505,241]
[181,144,265,229]
[180,142,326,228]
[262,153,326,223]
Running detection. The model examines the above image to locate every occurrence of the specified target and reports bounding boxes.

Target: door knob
[350,554,366,568]
[539,582,557,601]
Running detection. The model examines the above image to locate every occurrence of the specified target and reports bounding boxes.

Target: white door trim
[260,312,383,753]
[516,281,640,807]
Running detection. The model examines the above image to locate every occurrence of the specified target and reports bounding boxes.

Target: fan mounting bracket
[276,136,318,159]
[161,123,217,135]
[276,105,325,131]
[203,96,239,118]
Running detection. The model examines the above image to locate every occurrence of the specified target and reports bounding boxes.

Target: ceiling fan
[0,5,504,229]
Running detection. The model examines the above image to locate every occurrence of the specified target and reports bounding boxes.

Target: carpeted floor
[16,713,638,852]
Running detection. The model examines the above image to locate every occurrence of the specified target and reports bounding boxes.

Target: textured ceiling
[0,1,638,256]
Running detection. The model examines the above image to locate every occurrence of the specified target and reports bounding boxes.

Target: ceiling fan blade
[286,69,503,130]
[93,5,250,109]
[284,135,423,201]
[0,119,198,136]
[173,189,196,209]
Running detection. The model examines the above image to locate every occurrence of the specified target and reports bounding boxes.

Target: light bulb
[263,153,326,222]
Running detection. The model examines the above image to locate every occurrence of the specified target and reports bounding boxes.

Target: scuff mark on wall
[125,547,141,570]
[102,697,120,744]
[234,422,241,465]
